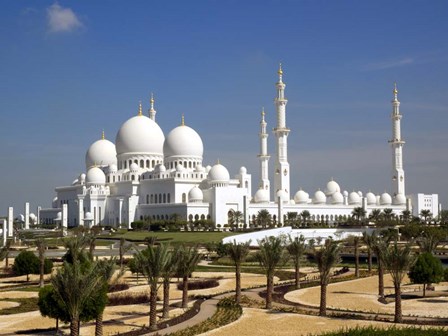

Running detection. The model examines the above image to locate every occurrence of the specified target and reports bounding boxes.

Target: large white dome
[254,189,269,203]
[86,167,106,185]
[394,193,406,205]
[294,189,309,204]
[85,137,117,170]
[188,186,203,203]
[208,163,230,184]
[164,124,203,159]
[331,191,344,204]
[348,191,361,205]
[115,115,165,155]
[276,190,289,203]
[366,192,377,205]
[324,179,341,197]
[313,190,326,204]
[380,192,392,205]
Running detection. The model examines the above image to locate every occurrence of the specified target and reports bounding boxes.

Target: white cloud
[363,57,414,71]
[47,3,83,33]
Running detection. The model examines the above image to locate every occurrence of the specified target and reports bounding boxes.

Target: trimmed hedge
[177,278,219,291]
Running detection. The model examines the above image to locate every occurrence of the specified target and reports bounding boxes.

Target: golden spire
[261,106,265,117]
[150,92,154,105]
[278,62,283,75]
[393,82,398,95]
[181,114,185,126]
[217,158,220,164]
[138,101,143,116]
[101,129,105,140]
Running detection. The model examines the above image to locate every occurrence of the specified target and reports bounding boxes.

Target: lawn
[109,231,237,245]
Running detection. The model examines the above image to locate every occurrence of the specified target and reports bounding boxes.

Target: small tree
[226,240,251,304]
[35,238,48,287]
[256,236,286,309]
[346,235,360,277]
[286,235,306,289]
[38,285,70,332]
[408,252,443,297]
[175,245,202,308]
[13,250,39,281]
[119,238,133,270]
[0,241,11,269]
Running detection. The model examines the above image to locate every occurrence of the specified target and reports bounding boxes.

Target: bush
[108,292,158,306]
[177,278,219,291]
[108,283,130,293]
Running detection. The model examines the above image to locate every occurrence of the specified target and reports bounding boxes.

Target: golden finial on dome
[278,62,283,75]
[138,101,143,116]
[181,114,185,126]
[150,92,154,104]
[217,158,220,165]
[393,82,398,95]
[261,106,265,117]
[101,130,105,140]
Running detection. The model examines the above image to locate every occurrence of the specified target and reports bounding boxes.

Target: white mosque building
[39,66,439,228]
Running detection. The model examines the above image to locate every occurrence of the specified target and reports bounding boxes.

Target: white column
[78,198,84,226]
[389,83,405,196]
[258,109,270,198]
[118,198,123,227]
[37,206,41,226]
[62,204,68,230]
[2,219,6,245]
[7,207,13,238]
[24,202,29,229]
[278,196,284,227]
[273,64,290,201]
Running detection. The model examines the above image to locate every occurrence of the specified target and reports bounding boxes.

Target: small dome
[276,190,289,203]
[205,165,212,173]
[84,212,93,221]
[394,193,406,205]
[176,163,185,172]
[195,164,205,172]
[29,213,36,222]
[343,190,349,197]
[55,212,62,221]
[208,163,230,184]
[85,137,117,170]
[366,192,377,205]
[358,191,363,197]
[313,190,326,204]
[324,179,341,196]
[86,167,106,185]
[188,186,203,202]
[130,163,139,172]
[294,189,309,204]
[331,191,344,204]
[115,115,165,155]
[348,191,361,205]
[164,124,203,159]
[254,188,269,203]
[239,166,247,175]
[380,192,392,205]
[108,164,118,173]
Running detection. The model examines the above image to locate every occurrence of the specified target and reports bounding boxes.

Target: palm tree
[300,210,311,226]
[401,210,412,224]
[286,235,306,289]
[51,261,101,336]
[286,212,299,228]
[228,210,244,231]
[417,227,446,254]
[346,235,360,277]
[420,209,432,224]
[256,236,286,309]
[368,209,382,224]
[352,207,366,225]
[381,208,395,223]
[382,241,415,323]
[362,232,375,273]
[226,240,251,304]
[175,245,202,308]
[161,249,176,318]
[94,259,118,336]
[118,238,133,270]
[35,238,47,288]
[314,239,340,316]
[136,244,170,331]
[0,241,11,270]
[256,210,272,229]
[63,234,89,264]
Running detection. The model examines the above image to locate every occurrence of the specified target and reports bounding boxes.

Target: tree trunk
[95,312,103,336]
[378,260,384,299]
[266,274,273,309]
[319,283,327,316]
[70,317,79,336]
[394,283,402,323]
[149,282,158,331]
[162,278,170,318]
[367,249,372,273]
[423,284,426,298]
[26,273,29,282]
[295,260,300,290]
[5,255,9,269]
[181,275,189,308]
[56,318,59,333]
[355,242,359,278]
[39,259,44,288]
[235,263,241,304]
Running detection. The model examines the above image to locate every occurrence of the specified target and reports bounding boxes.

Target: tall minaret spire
[148,93,157,121]
[389,82,406,196]
[273,63,290,201]
[258,107,270,198]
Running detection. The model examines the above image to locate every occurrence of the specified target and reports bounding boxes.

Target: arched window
[167,194,170,203]
[159,194,162,203]
[182,193,186,203]
[131,175,135,181]
[201,214,205,220]
[163,193,166,203]
[129,160,132,167]
[245,181,249,188]
[146,160,149,168]
[195,214,199,221]
[207,215,211,220]
[140,159,144,168]
[146,195,149,204]
[150,194,154,203]
[134,159,138,164]
[189,214,193,222]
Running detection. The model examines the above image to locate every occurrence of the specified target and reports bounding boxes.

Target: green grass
[0,297,39,315]
[109,231,236,245]
[318,326,447,335]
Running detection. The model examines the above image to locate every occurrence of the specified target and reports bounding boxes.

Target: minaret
[258,107,270,197]
[148,93,156,121]
[389,83,405,196]
[273,63,290,200]
[138,101,143,116]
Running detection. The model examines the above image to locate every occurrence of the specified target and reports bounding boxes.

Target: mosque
[39,66,439,228]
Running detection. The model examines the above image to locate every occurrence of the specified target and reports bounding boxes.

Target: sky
[1,1,447,216]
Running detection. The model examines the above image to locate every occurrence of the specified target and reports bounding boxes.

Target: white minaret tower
[273,64,290,200]
[258,107,270,197]
[389,83,405,196]
[148,93,156,121]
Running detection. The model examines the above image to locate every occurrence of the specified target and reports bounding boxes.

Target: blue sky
[1,1,447,215]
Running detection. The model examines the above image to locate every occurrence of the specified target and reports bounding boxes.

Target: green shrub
[176,278,219,291]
